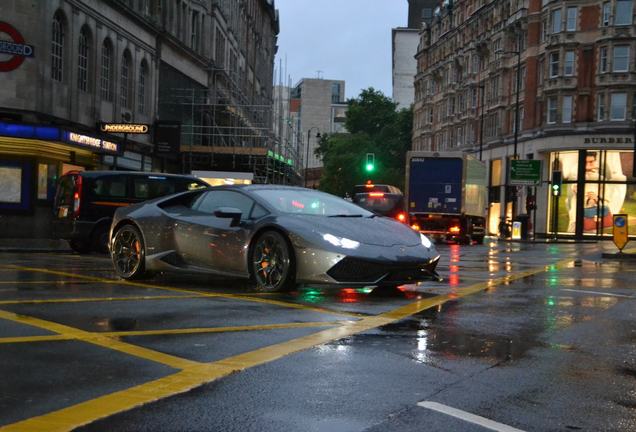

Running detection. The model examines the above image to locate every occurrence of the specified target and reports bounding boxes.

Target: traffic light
[551,170,562,196]
[365,153,375,172]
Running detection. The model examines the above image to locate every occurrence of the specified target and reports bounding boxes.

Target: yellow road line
[0,335,72,344]
[0,259,574,432]
[0,280,98,285]
[0,294,203,306]
[0,322,344,344]
[0,310,198,370]
[1,265,364,318]
[99,321,346,337]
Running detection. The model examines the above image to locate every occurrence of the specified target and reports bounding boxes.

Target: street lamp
[477,83,485,161]
[304,127,321,188]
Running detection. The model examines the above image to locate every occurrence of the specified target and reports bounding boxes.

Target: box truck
[406,151,488,244]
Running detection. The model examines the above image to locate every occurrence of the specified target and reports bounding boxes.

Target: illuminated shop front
[0,121,120,237]
[547,149,636,238]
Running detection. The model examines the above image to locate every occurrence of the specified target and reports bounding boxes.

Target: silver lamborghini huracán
[109,185,440,291]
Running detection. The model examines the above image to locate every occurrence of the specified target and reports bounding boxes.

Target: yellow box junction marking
[0,264,364,318]
[0,259,574,432]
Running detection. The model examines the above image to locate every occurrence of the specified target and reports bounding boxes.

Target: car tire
[91,225,110,254]
[69,239,91,254]
[111,224,147,280]
[251,230,295,292]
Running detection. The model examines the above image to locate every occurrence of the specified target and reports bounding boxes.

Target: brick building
[413,0,635,239]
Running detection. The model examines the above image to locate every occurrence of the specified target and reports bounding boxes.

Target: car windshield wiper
[328,214,364,218]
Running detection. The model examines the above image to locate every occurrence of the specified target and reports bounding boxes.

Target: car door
[173,190,255,275]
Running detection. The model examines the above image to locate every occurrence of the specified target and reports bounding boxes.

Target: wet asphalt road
[0,241,634,432]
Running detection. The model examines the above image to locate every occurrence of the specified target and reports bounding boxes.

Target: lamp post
[478,83,485,161]
[304,127,320,188]
[496,41,523,218]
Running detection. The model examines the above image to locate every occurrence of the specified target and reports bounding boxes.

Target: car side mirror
[214,207,242,227]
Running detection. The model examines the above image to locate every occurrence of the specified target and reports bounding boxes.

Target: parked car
[52,171,208,253]
[109,185,440,291]
[352,183,406,222]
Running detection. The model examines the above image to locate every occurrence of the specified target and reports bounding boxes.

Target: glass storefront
[548,150,636,237]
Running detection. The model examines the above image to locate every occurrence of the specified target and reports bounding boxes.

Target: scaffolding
[161,66,302,185]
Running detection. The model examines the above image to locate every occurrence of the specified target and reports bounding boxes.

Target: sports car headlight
[420,233,432,248]
[322,233,360,249]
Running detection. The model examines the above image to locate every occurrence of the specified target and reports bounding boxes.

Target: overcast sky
[274,0,408,100]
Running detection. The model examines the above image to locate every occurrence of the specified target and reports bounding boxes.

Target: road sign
[613,214,629,251]
[510,160,541,185]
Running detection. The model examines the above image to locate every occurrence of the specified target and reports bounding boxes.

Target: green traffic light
[366,163,375,172]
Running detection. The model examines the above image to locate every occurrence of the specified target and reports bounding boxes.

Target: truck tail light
[72,175,82,218]
[396,212,406,223]
[449,225,461,234]
[369,192,385,198]
[411,223,420,231]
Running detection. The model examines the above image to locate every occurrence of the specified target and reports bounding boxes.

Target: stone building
[412,0,635,239]
[0,0,279,238]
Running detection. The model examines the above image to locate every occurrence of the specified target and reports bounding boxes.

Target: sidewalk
[602,247,636,260]
[0,238,71,253]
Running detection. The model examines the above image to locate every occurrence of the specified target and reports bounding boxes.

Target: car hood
[281,215,421,247]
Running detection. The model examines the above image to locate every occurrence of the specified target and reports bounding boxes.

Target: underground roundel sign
[0,22,34,72]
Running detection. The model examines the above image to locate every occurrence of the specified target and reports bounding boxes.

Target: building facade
[0,0,279,239]
[413,0,636,239]
[289,78,347,187]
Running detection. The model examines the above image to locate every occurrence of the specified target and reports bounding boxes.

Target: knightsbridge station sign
[99,123,150,134]
[0,22,34,72]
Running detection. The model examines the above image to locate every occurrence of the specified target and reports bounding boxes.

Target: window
[562,95,573,123]
[597,93,606,121]
[331,82,341,103]
[551,9,562,33]
[564,51,575,76]
[538,58,544,84]
[549,52,559,77]
[194,190,255,220]
[77,27,90,92]
[602,2,611,26]
[138,61,147,114]
[613,46,629,72]
[547,97,558,123]
[191,11,200,51]
[91,177,127,199]
[566,7,577,31]
[599,47,608,72]
[120,51,132,109]
[51,13,65,82]
[100,40,113,101]
[215,28,225,68]
[615,0,633,26]
[610,93,627,120]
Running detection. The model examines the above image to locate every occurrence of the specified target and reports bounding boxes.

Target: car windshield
[253,188,373,217]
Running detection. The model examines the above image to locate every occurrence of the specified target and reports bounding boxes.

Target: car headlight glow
[322,233,360,249]
[420,233,432,248]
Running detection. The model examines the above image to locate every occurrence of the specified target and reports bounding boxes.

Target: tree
[315,88,412,197]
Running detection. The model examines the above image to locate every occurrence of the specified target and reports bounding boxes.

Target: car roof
[66,171,201,180]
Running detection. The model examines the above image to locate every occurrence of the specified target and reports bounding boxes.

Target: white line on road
[561,288,635,299]
[417,401,526,432]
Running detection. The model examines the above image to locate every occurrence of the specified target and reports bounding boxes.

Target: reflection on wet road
[0,241,634,432]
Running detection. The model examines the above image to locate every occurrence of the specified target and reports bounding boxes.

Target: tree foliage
[315,88,412,197]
